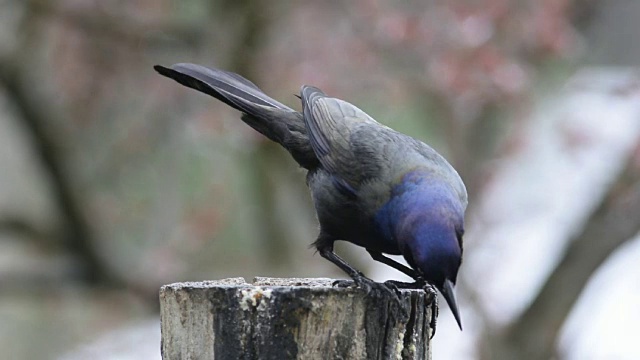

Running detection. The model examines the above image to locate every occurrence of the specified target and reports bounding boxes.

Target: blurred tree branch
[481,144,640,360]
[0,0,209,290]
[0,0,305,294]
[0,54,114,284]
[0,214,44,240]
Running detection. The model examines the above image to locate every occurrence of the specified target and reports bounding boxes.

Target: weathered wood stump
[160,277,434,360]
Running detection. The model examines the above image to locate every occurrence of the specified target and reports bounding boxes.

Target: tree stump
[160,277,434,360]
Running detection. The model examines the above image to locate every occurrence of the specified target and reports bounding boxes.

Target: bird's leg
[367,250,420,279]
[317,243,371,291]
[314,234,365,282]
[366,250,429,289]
[316,238,404,314]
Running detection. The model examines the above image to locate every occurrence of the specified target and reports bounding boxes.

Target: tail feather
[154,63,289,112]
[154,63,317,169]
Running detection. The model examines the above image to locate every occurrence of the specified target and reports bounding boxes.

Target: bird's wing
[301,86,391,196]
[300,86,468,207]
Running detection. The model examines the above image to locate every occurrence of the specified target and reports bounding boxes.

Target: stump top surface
[161,277,340,291]
[160,277,433,360]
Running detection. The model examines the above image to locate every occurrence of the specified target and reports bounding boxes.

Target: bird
[154,63,467,330]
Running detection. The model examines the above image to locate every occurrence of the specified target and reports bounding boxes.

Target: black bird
[154,63,467,330]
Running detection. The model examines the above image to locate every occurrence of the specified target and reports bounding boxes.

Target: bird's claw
[354,275,392,298]
[421,283,439,339]
[367,279,408,321]
[332,269,367,288]
[384,276,426,289]
[334,276,408,320]
[384,279,415,289]
[332,279,356,288]
[423,283,437,301]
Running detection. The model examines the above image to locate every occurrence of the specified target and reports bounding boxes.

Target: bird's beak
[441,279,462,330]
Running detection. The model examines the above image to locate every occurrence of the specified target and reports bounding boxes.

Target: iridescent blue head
[376,170,465,329]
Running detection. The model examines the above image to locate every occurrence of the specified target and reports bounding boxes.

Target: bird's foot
[384,276,427,289]
[333,275,408,320]
[423,283,437,302]
[333,273,392,297]
[332,279,351,287]
[332,270,366,289]
[367,278,409,321]
[422,283,439,339]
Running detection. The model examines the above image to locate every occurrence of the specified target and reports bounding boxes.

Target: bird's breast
[307,169,401,254]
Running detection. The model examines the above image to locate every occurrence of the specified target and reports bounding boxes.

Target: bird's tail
[154,63,317,169]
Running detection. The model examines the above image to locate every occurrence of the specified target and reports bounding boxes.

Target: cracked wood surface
[160,277,433,360]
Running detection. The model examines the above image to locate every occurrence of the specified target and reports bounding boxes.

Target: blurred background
[0,1,639,359]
